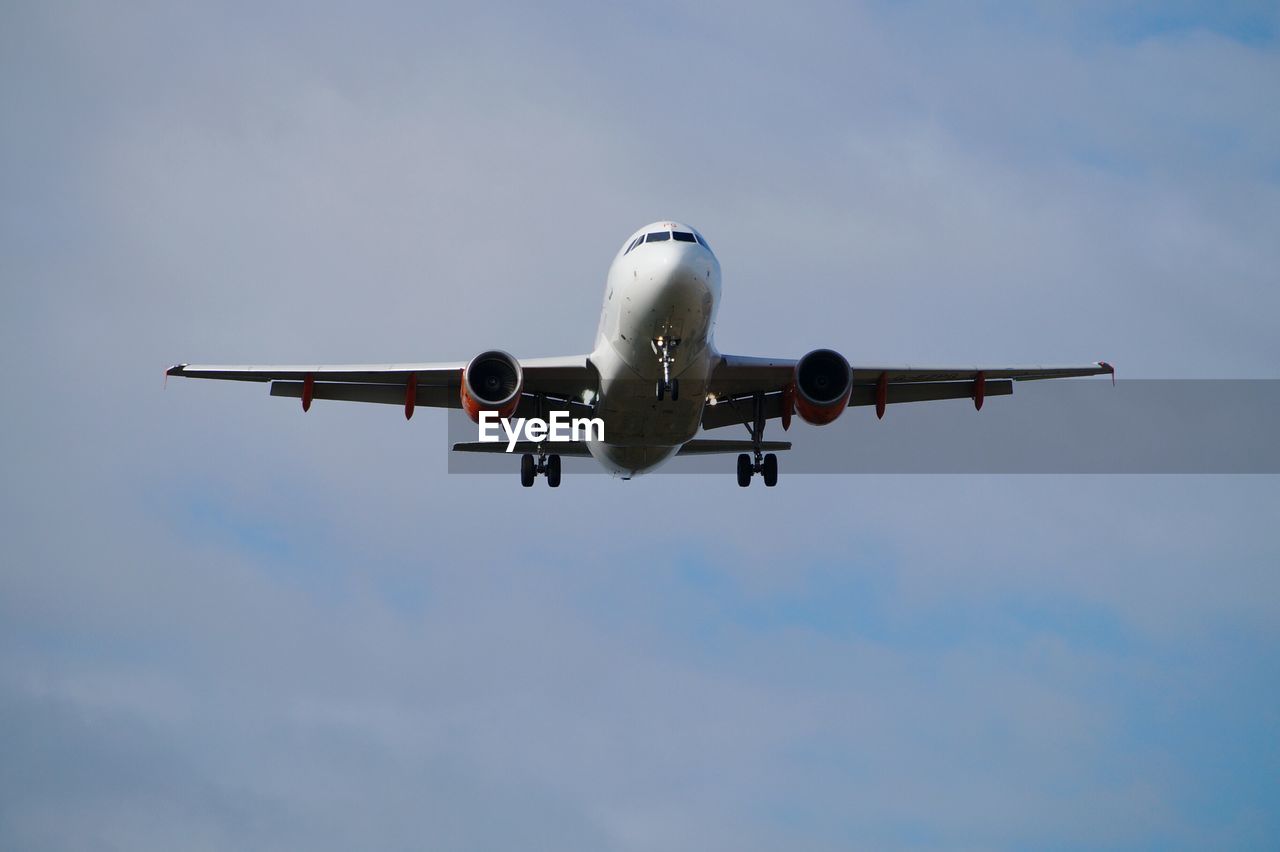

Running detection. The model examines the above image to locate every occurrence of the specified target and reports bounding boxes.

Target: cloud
[2,1,1278,848]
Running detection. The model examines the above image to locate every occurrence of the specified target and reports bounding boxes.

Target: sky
[2,1,1279,849]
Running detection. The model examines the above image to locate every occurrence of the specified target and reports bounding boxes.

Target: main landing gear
[521,451,561,488]
[653,336,680,401]
[736,392,779,487]
[519,394,565,488]
[737,452,778,487]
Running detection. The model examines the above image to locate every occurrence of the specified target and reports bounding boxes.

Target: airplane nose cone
[651,242,709,298]
[617,239,718,356]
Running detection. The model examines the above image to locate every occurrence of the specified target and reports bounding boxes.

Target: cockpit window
[628,229,709,254]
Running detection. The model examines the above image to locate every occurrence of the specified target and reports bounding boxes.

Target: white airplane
[167,220,1113,486]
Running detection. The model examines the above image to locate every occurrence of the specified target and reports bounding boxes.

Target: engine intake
[794,348,852,425]
[461,350,523,423]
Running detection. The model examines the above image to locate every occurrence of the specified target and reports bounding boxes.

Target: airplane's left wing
[166,355,595,415]
[703,353,1113,430]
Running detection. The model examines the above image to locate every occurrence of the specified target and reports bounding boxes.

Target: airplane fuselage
[586,221,722,476]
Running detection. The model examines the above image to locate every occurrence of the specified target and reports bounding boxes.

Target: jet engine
[793,348,852,425]
[460,350,523,423]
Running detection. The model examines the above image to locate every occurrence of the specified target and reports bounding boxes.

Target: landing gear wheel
[736,453,753,487]
[762,453,778,487]
[546,454,561,488]
[656,381,665,401]
[520,453,535,487]
[670,378,679,401]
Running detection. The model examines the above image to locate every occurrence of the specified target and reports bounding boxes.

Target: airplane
[167,220,1113,487]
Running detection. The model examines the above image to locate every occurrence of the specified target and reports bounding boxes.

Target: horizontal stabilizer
[450,439,791,457]
[677,439,791,455]
[451,441,593,456]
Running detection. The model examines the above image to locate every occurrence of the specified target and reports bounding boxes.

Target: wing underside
[166,356,597,414]
[167,353,1113,437]
[703,354,1112,431]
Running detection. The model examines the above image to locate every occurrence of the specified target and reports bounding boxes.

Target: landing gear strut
[736,392,779,487]
[653,336,680,401]
[737,451,778,487]
[520,451,561,487]
[519,394,563,488]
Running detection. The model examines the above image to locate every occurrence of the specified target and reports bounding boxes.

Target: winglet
[165,363,188,388]
[1099,361,1115,386]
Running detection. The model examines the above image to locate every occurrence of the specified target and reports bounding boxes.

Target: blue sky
[2,2,1279,849]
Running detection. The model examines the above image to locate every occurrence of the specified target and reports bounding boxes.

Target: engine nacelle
[793,348,852,425]
[460,350,523,423]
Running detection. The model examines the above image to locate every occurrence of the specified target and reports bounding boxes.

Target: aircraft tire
[762,453,778,487]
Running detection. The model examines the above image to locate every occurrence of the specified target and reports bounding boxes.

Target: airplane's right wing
[167,354,596,417]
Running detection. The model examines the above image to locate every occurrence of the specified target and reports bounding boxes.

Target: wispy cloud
[2,2,1278,848]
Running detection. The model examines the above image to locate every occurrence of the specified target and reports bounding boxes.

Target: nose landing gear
[652,336,680,401]
[520,452,562,487]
